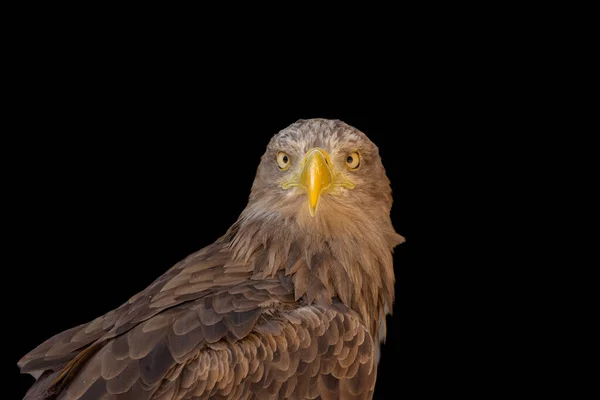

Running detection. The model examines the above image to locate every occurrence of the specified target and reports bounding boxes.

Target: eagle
[19,118,405,400]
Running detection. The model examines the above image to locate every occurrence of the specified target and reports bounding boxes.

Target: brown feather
[19,119,402,400]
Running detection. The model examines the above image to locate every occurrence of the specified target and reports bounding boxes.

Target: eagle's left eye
[277,152,290,169]
[345,152,360,169]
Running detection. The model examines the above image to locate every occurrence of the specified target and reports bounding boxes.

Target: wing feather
[21,244,379,400]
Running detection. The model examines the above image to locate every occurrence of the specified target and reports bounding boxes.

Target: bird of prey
[19,118,405,400]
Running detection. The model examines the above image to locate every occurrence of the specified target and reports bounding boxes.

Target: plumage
[19,118,404,399]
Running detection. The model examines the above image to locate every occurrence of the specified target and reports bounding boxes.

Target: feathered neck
[219,199,404,338]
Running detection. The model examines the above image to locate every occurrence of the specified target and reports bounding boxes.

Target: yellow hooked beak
[301,148,333,216]
[281,147,355,217]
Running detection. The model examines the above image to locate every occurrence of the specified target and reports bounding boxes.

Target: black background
[6,32,495,398]
[4,4,568,396]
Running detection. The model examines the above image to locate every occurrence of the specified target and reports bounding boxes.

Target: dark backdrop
[5,9,536,398]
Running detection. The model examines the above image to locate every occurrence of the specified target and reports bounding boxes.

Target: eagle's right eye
[277,152,290,169]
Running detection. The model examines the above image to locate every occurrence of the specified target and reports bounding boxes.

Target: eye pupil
[282,155,288,163]
[346,156,353,164]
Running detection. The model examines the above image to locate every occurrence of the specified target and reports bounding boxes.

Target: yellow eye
[345,152,360,169]
[277,151,290,169]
